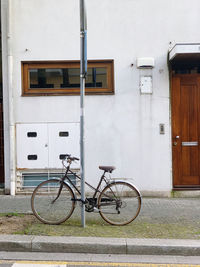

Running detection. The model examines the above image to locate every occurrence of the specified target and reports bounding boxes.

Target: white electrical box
[140,76,153,94]
[16,124,49,169]
[48,123,80,168]
[16,123,80,169]
[137,57,155,68]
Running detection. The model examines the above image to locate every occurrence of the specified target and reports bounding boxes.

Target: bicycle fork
[51,180,64,204]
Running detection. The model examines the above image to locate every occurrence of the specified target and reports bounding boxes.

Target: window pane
[96,68,107,88]
[67,68,80,87]
[29,67,108,89]
[86,68,107,88]
[30,69,62,89]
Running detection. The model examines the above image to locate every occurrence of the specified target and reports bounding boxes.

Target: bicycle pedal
[93,207,99,212]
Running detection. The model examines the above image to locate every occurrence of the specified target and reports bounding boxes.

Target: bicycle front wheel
[31,179,75,225]
[98,181,141,226]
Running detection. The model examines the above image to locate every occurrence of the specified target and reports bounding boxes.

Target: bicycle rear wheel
[98,181,141,226]
[31,179,75,225]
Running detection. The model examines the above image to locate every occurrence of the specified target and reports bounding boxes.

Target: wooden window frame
[22,60,114,96]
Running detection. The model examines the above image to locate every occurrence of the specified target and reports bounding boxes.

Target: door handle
[173,136,180,146]
[182,141,198,146]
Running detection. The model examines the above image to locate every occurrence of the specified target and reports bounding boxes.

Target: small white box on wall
[137,57,155,68]
[140,76,153,94]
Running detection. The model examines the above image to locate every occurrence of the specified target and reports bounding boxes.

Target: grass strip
[15,217,200,239]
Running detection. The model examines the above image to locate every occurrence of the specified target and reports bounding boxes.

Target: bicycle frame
[60,164,109,201]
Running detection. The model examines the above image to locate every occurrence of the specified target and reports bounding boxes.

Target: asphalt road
[1,252,200,266]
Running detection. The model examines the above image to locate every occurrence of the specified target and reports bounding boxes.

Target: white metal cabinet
[16,123,80,169]
[16,124,49,169]
[48,123,80,169]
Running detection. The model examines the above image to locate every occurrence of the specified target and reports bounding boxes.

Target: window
[22,60,114,96]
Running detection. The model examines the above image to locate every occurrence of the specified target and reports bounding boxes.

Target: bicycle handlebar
[61,154,79,168]
[68,154,79,161]
[70,156,80,161]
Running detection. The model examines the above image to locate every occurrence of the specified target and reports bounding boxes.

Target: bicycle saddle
[99,166,116,173]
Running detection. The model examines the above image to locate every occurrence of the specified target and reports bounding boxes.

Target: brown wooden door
[172,74,200,188]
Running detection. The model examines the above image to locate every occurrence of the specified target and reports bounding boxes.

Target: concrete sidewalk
[1,195,200,224]
[0,196,200,255]
[0,235,200,256]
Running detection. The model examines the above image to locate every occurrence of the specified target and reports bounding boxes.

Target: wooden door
[172,74,200,188]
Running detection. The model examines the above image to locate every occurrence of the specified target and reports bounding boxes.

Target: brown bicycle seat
[99,166,116,173]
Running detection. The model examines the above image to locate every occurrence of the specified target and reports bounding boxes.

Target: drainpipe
[7,0,15,195]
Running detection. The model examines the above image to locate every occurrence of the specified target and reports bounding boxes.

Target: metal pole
[80,0,87,228]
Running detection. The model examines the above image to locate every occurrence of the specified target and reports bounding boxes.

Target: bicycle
[31,154,142,226]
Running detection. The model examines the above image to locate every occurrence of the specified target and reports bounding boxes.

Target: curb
[0,235,200,255]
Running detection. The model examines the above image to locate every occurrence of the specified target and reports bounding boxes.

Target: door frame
[171,73,200,190]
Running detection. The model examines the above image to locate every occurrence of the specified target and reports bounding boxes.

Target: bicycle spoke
[98,182,141,226]
[31,179,75,225]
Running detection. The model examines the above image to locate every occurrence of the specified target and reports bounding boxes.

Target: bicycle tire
[98,181,141,226]
[31,179,75,225]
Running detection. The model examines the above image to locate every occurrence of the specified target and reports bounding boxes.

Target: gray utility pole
[80,0,87,228]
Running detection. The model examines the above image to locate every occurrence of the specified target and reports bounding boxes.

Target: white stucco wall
[2,0,200,194]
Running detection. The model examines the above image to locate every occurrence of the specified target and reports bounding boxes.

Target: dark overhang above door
[169,43,200,69]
